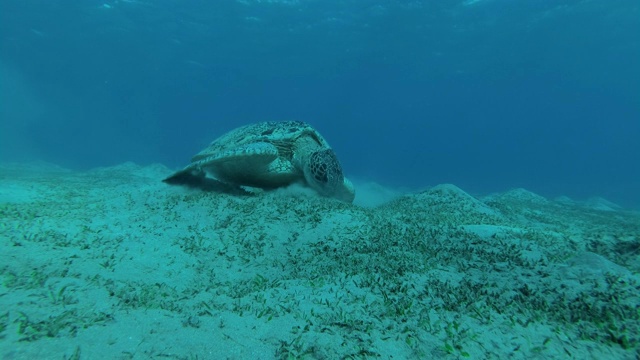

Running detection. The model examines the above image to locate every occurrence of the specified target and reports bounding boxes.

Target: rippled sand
[1,162,638,359]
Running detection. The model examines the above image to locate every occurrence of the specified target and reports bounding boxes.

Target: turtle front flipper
[197,142,283,186]
[195,142,279,169]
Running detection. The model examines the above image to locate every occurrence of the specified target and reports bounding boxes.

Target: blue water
[1,0,638,207]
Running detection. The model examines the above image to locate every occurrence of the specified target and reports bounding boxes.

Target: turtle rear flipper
[162,167,205,185]
[163,168,249,195]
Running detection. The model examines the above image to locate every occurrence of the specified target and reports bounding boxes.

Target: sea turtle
[163,121,355,202]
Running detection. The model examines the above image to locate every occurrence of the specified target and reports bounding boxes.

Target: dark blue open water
[1,0,638,207]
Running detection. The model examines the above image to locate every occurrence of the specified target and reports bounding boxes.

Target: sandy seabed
[0,162,639,359]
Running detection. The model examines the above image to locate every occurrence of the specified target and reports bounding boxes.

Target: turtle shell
[189,121,328,188]
[164,121,355,202]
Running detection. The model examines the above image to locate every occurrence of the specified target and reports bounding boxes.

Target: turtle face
[304,149,352,201]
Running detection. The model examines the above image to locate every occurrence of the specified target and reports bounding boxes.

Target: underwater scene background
[2,1,640,359]
[1,0,638,207]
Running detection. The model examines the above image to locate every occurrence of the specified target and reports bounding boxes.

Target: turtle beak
[338,178,356,203]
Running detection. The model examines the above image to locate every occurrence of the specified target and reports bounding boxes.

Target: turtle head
[303,149,355,203]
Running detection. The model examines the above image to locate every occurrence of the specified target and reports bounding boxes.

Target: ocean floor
[1,162,639,359]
